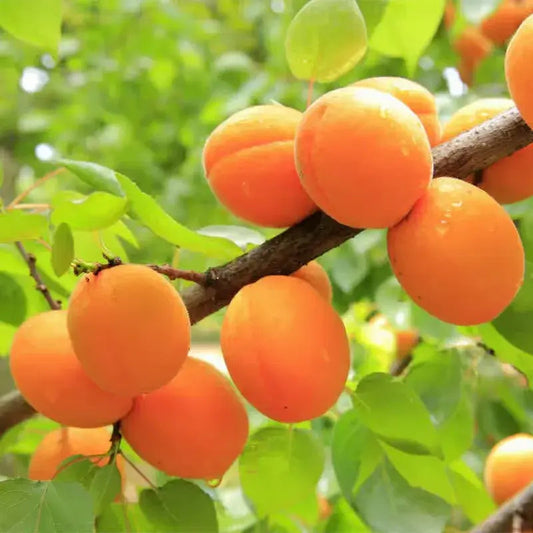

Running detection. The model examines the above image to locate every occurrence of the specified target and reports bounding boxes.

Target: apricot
[453,26,493,66]
[291,260,332,301]
[481,0,532,45]
[202,105,316,228]
[121,357,248,480]
[295,87,432,229]
[67,264,191,397]
[387,177,524,326]
[221,276,350,422]
[351,77,441,146]
[444,1,455,30]
[484,433,533,505]
[441,98,533,204]
[9,311,132,428]
[28,427,124,481]
[506,14,533,130]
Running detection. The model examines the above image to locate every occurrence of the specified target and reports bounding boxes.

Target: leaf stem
[119,451,158,490]
[7,168,65,209]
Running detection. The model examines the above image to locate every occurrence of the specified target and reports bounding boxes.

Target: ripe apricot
[28,427,124,481]
[9,311,132,428]
[295,87,432,229]
[291,260,332,301]
[351,77,441,146]
[506,14,533,130]
[481,0,532,45]
[441,98,533,204]
[453,26,493,66]
[121,357,248,480]
[221,276,350,422]
[484,433,533,505]
[202,105,316,228]
[387,177,524,326]
[67,264,191,397]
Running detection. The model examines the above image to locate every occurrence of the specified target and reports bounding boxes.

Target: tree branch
[0,107,532,439]
[471,482,533,533]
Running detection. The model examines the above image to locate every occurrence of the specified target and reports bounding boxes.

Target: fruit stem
[108,421,122,465]
[71,255,123,276]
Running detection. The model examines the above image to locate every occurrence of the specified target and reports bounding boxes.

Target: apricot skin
[295,87,432,229]
[484,433,533,505]
[67,264,191,397]
[221,276,350,423]
[10,311,133,428]
[121,357,248,481]
[291,260,332,302]
[387,178,524,326]
[203,105,316,228]
[28,427,124,481]
[481,0,533,45]
[442,98,533,204]
[351,77,441,146]
[506,14,533,130]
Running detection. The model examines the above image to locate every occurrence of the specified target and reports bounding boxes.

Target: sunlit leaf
[197,225,265,250]
[51,223,74,276]
[54,159,123,196]
[0,211,47,243]
[89,464,122,516]
[285,0,368,82]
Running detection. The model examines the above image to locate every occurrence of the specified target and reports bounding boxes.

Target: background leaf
[0,272,26,326]
[0,211,47,243]
[51,223,74,276]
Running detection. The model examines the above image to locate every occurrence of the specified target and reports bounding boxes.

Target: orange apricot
[295,87,432,229]
[221,276,350,422]
[484,433,533,505]
[291,260,332,301]
[121,357,248,480]
[67,264,191,397]
[453,26,493,67]
[481,0,531,45]
[351,77,441,145]
[444,1,456,30]
[442,98,533,204]
[387,177,524,326]
[28,427,124,482]
[9,311,132,428]
[202,105,316,228]
[506,14,533,130]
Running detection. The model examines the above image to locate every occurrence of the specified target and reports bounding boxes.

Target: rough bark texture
[1,109,533,531]
[471,482,533,533]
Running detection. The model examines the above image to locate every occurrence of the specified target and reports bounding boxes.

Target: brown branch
[0,390,36,436]
[0,107,532,437]
[147,264,207,285]
[471,482,533,533]
[15,242,61,311]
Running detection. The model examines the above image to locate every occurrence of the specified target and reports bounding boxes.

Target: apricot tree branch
[0,107,532,437]
[471,481,533,533]
[147,264,207,285]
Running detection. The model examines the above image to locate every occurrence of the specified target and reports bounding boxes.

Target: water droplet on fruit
[451,200,463,208]
[207,477,222,488]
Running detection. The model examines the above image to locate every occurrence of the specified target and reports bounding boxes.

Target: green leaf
[139,479,218,532]
[239,427,325,517]
[115,173,241,260]
[0,0,62,51]
[439,392,475,462]
[54,457,98,488]
[354,460,450,533]
[285,0,368,83]
[326,498,370,533]
[331,410,382,500]
[55,159,124,196]
[449,460,496,524]
[381,442,456,504]
[369,0,446,73]
[51,223,74,276]
[357,0,389,38]
[0,272,26,326]
[0,478,94,533]
[0,211,47,243]
[353,373,438,454]
[97,503,156,533]
[197,225,265,250]
[89,464,122,516]
[51,191,128,231]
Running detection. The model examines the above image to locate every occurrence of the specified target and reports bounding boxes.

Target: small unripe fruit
[67,264,191,397]
[10,310,133,428]
[221,276,350,422]
[203,105,316,228]
[295,87,432,229]
[484,433,533,505]
[28,427,124,482]
[291,260,332,301]
[387,178,524,325]
[352,77,441,146]
[121,357,248,480]
[505,14,533,130]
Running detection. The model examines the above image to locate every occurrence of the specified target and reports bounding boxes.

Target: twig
[148,264,207,285]
[7,168,64,209]
[15,242,61,310]
[390,355,413,377]
[119,451,157,490]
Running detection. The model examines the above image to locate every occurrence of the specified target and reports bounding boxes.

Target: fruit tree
[1,1,533,532]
